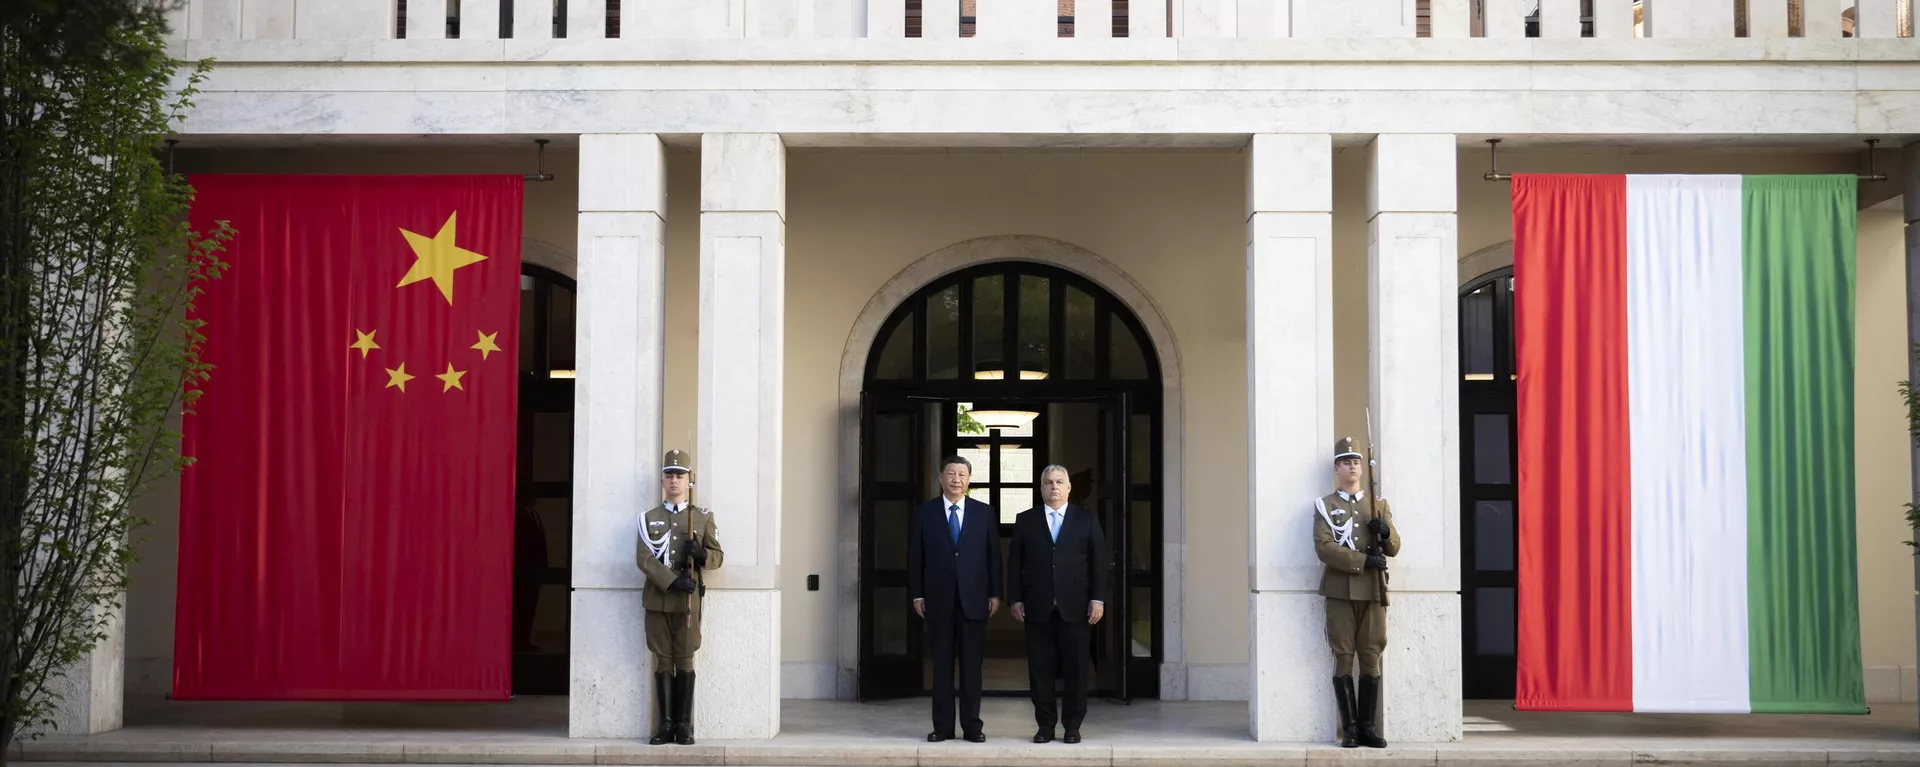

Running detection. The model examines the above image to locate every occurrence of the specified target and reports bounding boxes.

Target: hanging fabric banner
[175,175,523,701]
[1512,173,1864,714]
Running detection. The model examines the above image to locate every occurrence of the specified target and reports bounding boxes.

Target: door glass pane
[875,586,911,656]
[1131,414,1150,474]
[530,412,573,482]
[999,445,1033,484]
[1462,284,1495,380]
[973,275,1005,379]
[1064,287,1096,379]
[518,282,537,373]
[1130,500,1151,573]
[1131,585,1153,657]
[1473,414,1512,484]
[1110,315,1149,379]
[876,500,911,570]
[957,446,990,479]
[927,285,959,379]
[998,487,1034,523]
[549,284,576,371]
[1474,501,1515,572]
[873,318,913,380]
[1019,275,1050,379]
[1475,587,1516,656]
[875,413,910,481]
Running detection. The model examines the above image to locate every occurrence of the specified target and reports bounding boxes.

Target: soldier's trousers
[646,609,701,672]
[1325,597,1386,676]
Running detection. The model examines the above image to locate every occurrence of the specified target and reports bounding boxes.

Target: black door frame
[1459,268,1519,700]
[855,262,1163,701]
[512,264,576,696]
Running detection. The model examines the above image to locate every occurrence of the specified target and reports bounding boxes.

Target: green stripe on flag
[1741,175,1866,714]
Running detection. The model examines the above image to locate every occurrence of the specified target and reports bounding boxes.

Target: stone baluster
[867,0,907,37]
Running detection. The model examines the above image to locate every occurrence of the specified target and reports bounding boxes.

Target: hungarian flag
[1511,174,1864,714]
[175,175,522,700]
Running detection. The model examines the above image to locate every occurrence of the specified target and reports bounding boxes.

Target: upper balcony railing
[166,0,1914,47]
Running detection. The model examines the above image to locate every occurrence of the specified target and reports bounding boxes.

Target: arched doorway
[1458,267,1518,700]
[857,261,1164,702]
[512,263,575,695]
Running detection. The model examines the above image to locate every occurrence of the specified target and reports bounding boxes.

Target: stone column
[1246,134,1335,741]
[695,134,786,739]
[1365,134,1463,743]
[39,604,124,736]
[569,133,669,739]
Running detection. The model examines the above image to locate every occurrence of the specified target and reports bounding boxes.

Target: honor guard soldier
[1313,437,1399,749]
[636,449,724,745]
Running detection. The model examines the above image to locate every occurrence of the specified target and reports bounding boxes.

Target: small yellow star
[384,362,415,392]
[436,363,467,393]
[349,329,380,358]
[471,331,502,361]
[397,211,488,304]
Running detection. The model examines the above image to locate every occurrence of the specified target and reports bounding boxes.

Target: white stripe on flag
[1626,175,1752,713]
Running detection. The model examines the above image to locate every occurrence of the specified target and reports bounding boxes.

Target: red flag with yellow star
[176,175,521,700]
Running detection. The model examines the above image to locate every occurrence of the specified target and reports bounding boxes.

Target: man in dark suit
[1009,464,1108,744]
[907,456,1001,742]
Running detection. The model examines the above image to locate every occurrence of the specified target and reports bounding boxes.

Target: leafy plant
[956,403,985,435]
[1902,343,1920,550]
[1,0,230,749]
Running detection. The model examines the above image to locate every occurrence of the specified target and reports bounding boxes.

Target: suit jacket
[1008,503,1109,621]
[634,502,725,613]
[907,496,1002,621]
[1312,492,1399,602]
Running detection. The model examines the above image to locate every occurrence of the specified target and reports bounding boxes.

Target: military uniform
[635,450,724,745]
[1313,437,1399,749]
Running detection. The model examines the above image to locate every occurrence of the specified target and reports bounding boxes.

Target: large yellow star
[397,211,487,304]
[471,331,502,361]
[436,363,467,392]
[385,362,415,392]
[350,329,380,358]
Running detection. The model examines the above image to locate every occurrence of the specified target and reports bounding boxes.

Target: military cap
[662,449,693,474]
[1333,437,1362,462]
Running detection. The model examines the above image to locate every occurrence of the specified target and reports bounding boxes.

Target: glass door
[858,392,939,700]
[1459,272,1518,699]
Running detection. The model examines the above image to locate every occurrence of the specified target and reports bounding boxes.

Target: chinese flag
[175,175,522,700]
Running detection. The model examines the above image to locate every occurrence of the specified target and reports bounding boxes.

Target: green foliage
[1904,343,1920,551]
[956,403,985,435]
[1,0,230,748]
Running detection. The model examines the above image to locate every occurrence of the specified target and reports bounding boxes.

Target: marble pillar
[569,133,669,739]
[1245,134,1336,742]
[695,133,786,739]
[1365,133,1464,743]
[38,603,124,736]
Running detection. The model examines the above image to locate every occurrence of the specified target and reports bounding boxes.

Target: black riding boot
[1355,675,1387,748]
[673,671,697,745]
[648,671,677,745]
[1332,675,1359,748]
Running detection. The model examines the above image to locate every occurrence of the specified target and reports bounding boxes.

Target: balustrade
[162,0,1913,45]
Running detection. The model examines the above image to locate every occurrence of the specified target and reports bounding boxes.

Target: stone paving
[9,697,1920,766]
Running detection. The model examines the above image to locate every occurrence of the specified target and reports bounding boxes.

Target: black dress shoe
[927,731,952,742]
[965,732,986,743]
[1032,729,1053,744]
[1063,732,1082,744]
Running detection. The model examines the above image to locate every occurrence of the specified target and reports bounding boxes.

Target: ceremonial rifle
[1365,407,1391,608]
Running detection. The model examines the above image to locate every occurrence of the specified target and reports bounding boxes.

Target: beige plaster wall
[128,144,1913,702]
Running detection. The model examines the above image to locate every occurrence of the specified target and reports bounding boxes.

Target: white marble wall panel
[193,0,243,39]
[513,0,556,39]
[1804,0,1845,38]
[695,590,781,737]
[629,0,746,38]
[1590,0,1635,37]
[1860,92,1920,134]
[1380,593,1463,742]
[1855,0,1903,38]
[1527,62,1853,92]
[243,0,298,39]
[1179,0,1237,38]
[1429,0,1470,37]
[184,91,509,134]
[1232,0,1282,38]
[295,0,391,39]
[1291,0,1412,38]
[1251,593,1333,738]
[1080,0,1117,38]
[1482,0,1528,37]
[569,0,607,38]
[570,133,668,740]
[1246,133,1334,740]
[867,0,907,37]
[408,0,450,39]
[464,0,504,40]
[1540,0,1582,38]
[1530,90,1859,133]
[40,602,124,736]
[811,0,863,36]
[748,0,810,38]
[1748,0,1791,38]
[1642,0,1733,38]
[976,0,1058,39]
[1131,0,1169,37]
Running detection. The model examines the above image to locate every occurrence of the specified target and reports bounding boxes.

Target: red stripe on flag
[1513,174,1634,712]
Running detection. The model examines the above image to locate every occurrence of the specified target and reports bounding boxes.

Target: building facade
[49,0,1920,747]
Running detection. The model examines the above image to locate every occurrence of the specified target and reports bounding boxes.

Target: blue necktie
[948,504,961,544]
[1049,510,1061,542]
